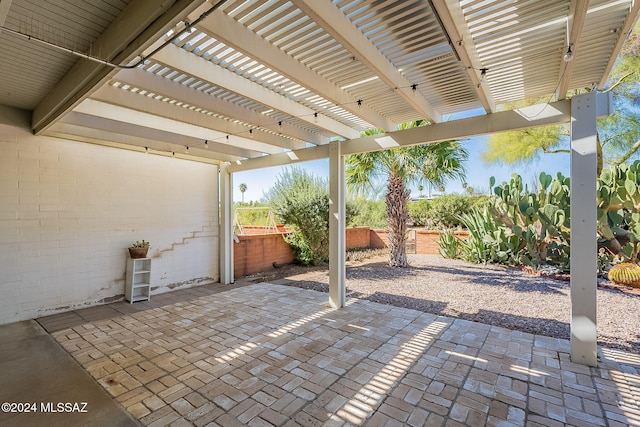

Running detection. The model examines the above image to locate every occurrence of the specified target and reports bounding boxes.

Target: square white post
[570,92,598,366]
[329,140,346,308]
[219,163,234,285]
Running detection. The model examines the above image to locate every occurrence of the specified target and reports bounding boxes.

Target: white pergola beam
[153,43,360,139]
[0,0,12,27]
[230,145,330,172]
[230,99,572,172]
[291,0,442,123]
[113,68,326,146]
[597,0,640,89]
[57,111,253,160]
[199,9,395,132]
[92,82,305,150]
[556,1,588,100]
[342,100,572,155]
[32,0,209,134]
[86,88,292,154]
[44,126,221,165]
[430,0,495,112]
[0,105,29,127]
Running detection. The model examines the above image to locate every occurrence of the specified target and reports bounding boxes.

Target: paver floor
[47,282,640,426]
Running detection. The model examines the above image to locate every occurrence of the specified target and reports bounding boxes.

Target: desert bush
[349,198,386,228]
[409,194,489,229]
[266,167,355,265]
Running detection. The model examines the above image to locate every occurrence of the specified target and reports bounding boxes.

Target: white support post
[570,92,598,366]
[219,163,234,285]
[329,140,346,308]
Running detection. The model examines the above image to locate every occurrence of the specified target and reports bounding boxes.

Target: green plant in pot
[128,240,150,259]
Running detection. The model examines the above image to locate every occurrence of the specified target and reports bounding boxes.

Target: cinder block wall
[415,230,469,254]
[232,228,469,277]
[0,123,219,324]
[370,229,389,248]
[234,234,294,277]
[346,227,371,249]
[415,230,437,254]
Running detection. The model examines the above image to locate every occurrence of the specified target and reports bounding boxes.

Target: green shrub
[438,231,462,258]
[349,198,386,228]
[409,194,489,229]
[266,167,355,265]
[456,208,525,264]
[284,232,315,265]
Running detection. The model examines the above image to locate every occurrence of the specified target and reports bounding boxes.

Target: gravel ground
[271,254,640,354]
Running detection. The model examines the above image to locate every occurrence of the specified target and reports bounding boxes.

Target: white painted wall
[0,122,219,324]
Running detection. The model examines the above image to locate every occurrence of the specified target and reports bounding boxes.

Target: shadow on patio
[26,281,640,426]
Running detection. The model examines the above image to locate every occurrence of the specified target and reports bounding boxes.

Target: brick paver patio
[48,283,640,426]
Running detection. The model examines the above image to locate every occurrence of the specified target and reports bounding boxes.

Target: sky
[232,109,572,203]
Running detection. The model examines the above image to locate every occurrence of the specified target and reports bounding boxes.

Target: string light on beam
[563,46,574,62]
[477,68,488,87]
[121,76,485,161]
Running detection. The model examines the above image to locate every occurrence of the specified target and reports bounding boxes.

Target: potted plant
[128,240,150,259]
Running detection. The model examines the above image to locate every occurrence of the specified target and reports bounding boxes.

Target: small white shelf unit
[125,257,151,303]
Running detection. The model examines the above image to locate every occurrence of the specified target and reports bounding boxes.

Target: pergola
[1,0,638,366]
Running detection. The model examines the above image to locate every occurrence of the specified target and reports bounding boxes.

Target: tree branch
[613,139,640,167]
[541,148,570,154]
[604,72,634,93]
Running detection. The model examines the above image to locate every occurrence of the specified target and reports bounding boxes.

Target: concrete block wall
[234,233,295,277]
[415,230,469,255]
[370,229,389,248]
[232,227,469,278]
[346,227,371,249]
[0,122,219,324]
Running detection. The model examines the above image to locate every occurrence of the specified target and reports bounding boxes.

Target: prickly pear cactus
[608,263,640,288]
[489,172,570,269]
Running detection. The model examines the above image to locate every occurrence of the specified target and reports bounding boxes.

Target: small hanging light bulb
[249,128,254,138]
[477,68,488,88]
[563,46,574,62]
[185,145,189,152]
[411,84,417,96]
[226,135,230,142]
[357,99,362,108]
[278,121,283,133]
[204,140,208,148]
[314,112,318,123]
[171,151,175,158]
[144,146,149,154]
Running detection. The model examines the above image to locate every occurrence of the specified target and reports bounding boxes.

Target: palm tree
[239,183,247,203]
[346,120,468,267]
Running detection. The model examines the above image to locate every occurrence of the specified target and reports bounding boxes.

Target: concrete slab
[0,320,139,427]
